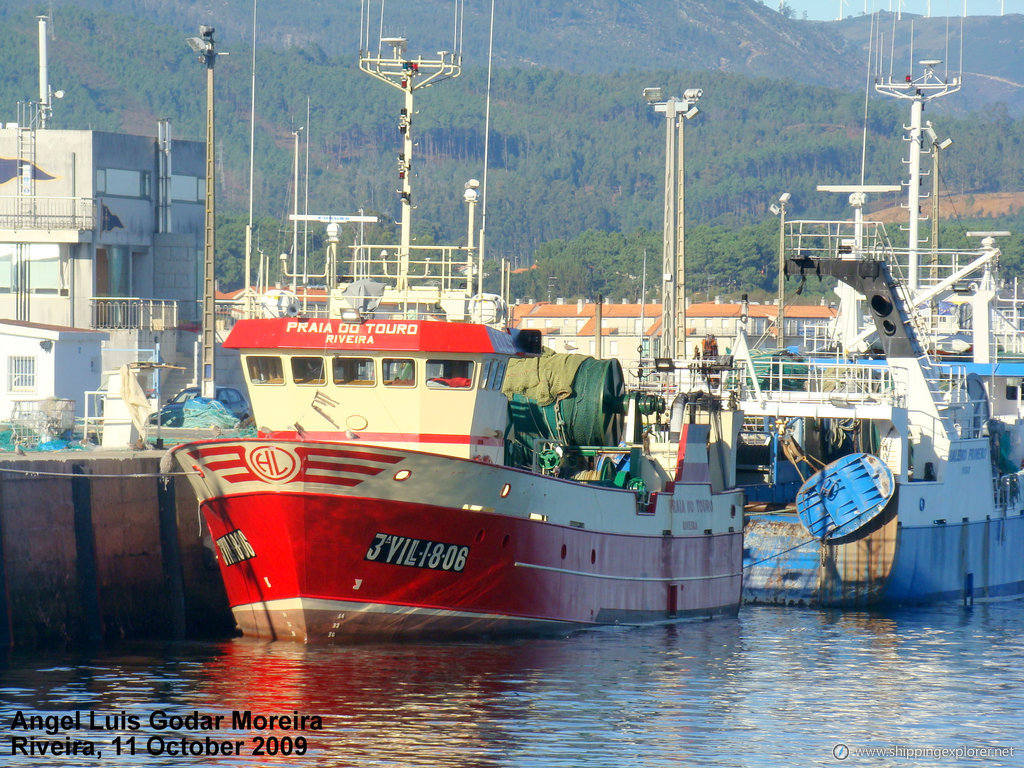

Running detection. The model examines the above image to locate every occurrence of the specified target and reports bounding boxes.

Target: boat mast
[359,31,461,290]
[875,59,960,291]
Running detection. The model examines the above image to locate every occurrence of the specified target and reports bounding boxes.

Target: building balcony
[0,195,96,233]
[91,297,180,331]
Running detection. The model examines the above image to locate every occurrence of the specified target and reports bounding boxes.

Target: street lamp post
[644,86,701,362]
[186,25,218,399]
[770,192,791,347]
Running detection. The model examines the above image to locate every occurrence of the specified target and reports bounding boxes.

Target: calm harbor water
[1,602,1022,768]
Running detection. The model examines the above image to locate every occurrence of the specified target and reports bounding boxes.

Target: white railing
[786,219,893,263]
[0,195,95,230]
[736,355,905,407]
[91,297,179,331]
[991,307,1024,356]
[346,243,475,294]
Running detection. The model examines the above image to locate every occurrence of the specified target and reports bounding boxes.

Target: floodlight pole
[774,194,789,347]
[928,125,952,283]
[646,88,701,361]
[464,179,480,298]
[659,100,678,362]
[292,128,302,294]
[187,26,218,399]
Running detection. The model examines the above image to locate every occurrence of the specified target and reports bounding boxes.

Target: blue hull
[743,509,1024,606]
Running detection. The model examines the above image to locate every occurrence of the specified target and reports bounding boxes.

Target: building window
[102,168,144,198]
[0,243,64,294]
[609,340,619,355]
[171,175,202,202]
[0,245,13,292]
[28,244,63,294]
[8,356,36,393]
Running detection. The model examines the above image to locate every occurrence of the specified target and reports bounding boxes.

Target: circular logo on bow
[246,445,301,484]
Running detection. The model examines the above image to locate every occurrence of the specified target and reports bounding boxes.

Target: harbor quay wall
[0,451,233,647]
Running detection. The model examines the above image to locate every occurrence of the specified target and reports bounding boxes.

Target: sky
[779,0,1022,20]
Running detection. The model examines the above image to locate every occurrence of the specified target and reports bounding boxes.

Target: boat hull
[178,439,743,641]
[744,496,1024,606]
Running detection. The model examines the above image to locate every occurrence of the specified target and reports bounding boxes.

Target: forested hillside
[5,1,1022,114]
[0,5,1021,300]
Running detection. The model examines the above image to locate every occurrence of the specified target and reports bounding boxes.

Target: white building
[0,318,107,420]
[0,121,208,400]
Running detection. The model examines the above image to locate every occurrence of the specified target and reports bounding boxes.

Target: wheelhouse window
[426,359,474,389]
[486,358,507,390]
[291,356,326,385]
[246,356,284,385]
[383,358,416,387]
[333,357,375,386]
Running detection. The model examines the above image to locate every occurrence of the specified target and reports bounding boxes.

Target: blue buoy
[796,453,895,541]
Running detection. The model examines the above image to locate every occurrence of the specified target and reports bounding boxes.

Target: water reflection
[1,604,1023,767]
[189,620,745,767]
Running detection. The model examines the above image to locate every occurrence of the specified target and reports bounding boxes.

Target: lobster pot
[506,356,625,448]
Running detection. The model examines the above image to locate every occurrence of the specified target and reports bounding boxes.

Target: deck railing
[735,355,904,407]
[346,243,475,294]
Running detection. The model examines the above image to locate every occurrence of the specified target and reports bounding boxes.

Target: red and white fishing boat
[171,29,744,642]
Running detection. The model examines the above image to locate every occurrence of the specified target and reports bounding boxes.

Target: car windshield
[169,390,198,405]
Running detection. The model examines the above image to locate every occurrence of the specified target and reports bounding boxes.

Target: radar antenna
[876,56,961,292]
[357,1,463,290]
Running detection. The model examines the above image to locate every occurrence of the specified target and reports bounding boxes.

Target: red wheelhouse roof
[223,318,519,355]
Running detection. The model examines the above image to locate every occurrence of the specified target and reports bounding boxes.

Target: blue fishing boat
[735,56,1024,607]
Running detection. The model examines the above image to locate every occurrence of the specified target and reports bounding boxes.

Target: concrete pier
[0,450,233,647]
